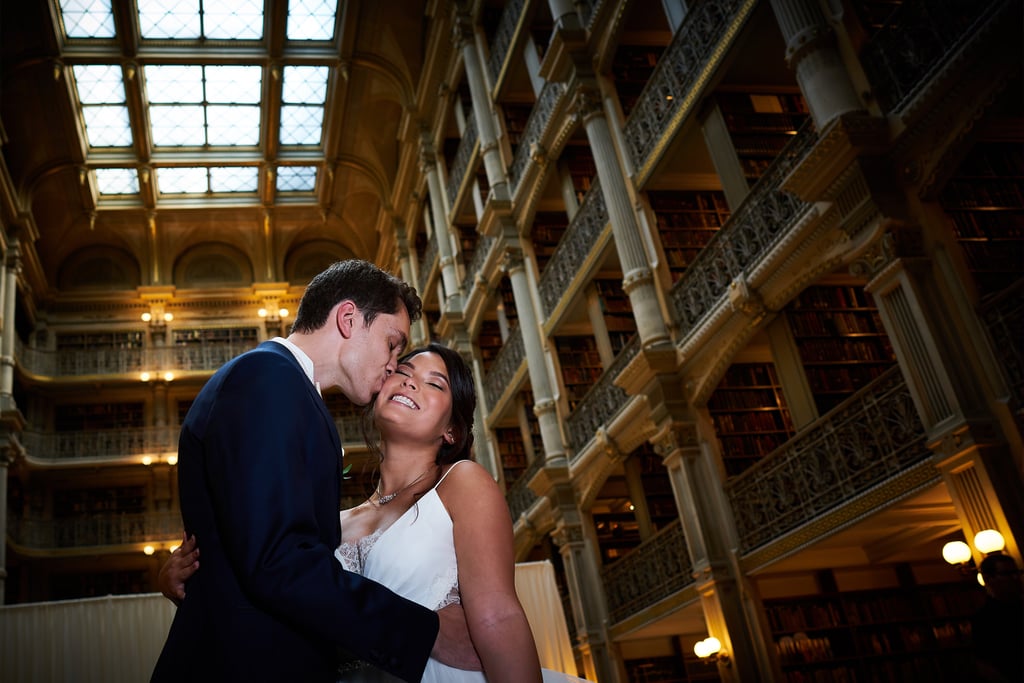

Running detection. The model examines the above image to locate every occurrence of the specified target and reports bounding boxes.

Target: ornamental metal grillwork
[602,520,692,624]
[419,233,438,294]
[506,456,544,520]
[17,338,261,377]
[483,325,524,411]
[668,122,816,337]
[335,415,365,445]
[466,234,495,285]
[11,511,183,550]
[446,115,478,208]
[578,0,600,28]
[22,427,178,460]
[727,366,931,553]
[979,279,1024,418]
[859,0,1002,113]
[622,0,744,172]
[567,335,640,455]
[508,81,567,192]
[538,178,607,317]
[486,0,526,85]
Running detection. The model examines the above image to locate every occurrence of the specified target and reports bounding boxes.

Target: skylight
[57,1,338,204]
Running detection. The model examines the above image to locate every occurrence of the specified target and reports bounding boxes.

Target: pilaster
[419,135,464,312]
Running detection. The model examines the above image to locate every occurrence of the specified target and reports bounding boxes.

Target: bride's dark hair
[362,342,476,465]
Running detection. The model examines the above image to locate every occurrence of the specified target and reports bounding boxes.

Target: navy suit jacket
[152,341,438,682]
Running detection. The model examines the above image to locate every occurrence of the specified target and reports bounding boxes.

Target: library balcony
[10,511,182,553]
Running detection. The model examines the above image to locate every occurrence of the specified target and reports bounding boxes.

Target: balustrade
[11,511,183,550]
[22,427,178,461]
[506,455,544,520]
[486,0,527,87]
[418,234,439,295]
[566,336,639,455]
[16,338,261,378]
[601,520,692,624]
[446,116,478,210]
[860,0,1004,113]
[482,326,524,411]
[537,179,608,318]
[508,81,567,192]
[465,234,495,287]
[727,366,931,553]
[622,0,747,175]
[668,122,816,337]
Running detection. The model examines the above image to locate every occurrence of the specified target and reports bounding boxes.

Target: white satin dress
[335,461,587,683]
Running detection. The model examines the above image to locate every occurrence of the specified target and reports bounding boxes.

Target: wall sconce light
[141,312,152,322]
[142,455,153,466]
[943,528,1007,583]
[143,545,155,555]
[166,454,178,466]
[694,637,730,666]
[140,372,151,382]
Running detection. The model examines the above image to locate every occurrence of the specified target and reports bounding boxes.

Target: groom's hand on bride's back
[157,533,200,606]
[432,603,483,670]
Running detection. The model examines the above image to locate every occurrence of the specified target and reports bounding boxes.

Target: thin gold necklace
[375,465,435,505]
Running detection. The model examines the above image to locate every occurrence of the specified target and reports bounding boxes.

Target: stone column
[622,453,654,541]
[454,10,511,203]
[768,0,864,128]
[501,248,566,467]
[857,234,1024,560]
[552,516,617,683]
[575,85,670,347]
[655,419,777,682]
[420,136,463,311]
[396,232,429,346]
[0,242,21,412]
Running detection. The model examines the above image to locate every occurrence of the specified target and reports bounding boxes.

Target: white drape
[514,560,578,676]
[0,561,576,682]
[0,593,175,683]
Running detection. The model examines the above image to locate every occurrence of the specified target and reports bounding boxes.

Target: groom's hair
[290,259,422,333]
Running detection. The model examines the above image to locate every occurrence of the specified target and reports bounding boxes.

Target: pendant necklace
[375,466,434,505]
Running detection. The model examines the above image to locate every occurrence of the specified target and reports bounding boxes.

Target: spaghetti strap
[435,459,472,488]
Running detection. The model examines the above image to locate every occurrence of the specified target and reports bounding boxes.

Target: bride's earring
[444,429,455,444]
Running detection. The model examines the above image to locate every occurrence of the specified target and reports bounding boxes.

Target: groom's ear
[336,300,358,339]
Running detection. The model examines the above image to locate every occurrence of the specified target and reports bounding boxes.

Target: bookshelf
[766,580,984,682]
[531,211,569,274]
[172,327,258,346]
[503,103,533,151]
[939,140,1024,297]
[707,363,795,477]
[498,276,518,325]
[563,145,597,204]
[494,425,528,483]
[610,45,666,117]
[648,190,730,282]
[477,319,504,374]
[625,655,721,683]
[55,402,145,431]
[56,331,144,351]
[593,277,638,352]
[785,285,896,416]
[54,486,147,516]
[554,335,604,413]
[716,91,809,184]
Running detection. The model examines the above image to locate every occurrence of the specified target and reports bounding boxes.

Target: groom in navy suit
[152,260,473,682]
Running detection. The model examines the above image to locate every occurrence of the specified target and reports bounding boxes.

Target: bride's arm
[442,461,543,683]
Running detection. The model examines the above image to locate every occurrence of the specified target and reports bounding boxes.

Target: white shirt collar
[270,337,321,396]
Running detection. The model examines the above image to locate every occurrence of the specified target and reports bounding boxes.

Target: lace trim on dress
[334,527,384,574]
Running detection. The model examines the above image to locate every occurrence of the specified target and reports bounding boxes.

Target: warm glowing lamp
[278,308,289,318]
[140,372,151,382]
[703,637,722,656]
[694,639,711,658]
[974,529,1006,555]
[258,308,268,318]
[169,544,180,554]
[163,312,173,322]
[163,371,175,382]
[141,312,152,322]
[166,454,178,466]
[143,545,155,555]
[942,540,972,565]
[142,455,153,466]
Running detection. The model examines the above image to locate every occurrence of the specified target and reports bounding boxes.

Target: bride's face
[374,351,454,445]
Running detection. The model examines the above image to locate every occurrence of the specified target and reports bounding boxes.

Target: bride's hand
[432,603,483,670]
[157,533,200,605]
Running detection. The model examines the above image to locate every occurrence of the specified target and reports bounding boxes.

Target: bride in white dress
[333,343,586,682]
[160,342,587,683]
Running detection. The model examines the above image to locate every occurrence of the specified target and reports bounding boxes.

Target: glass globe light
[974,529,1006,554]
